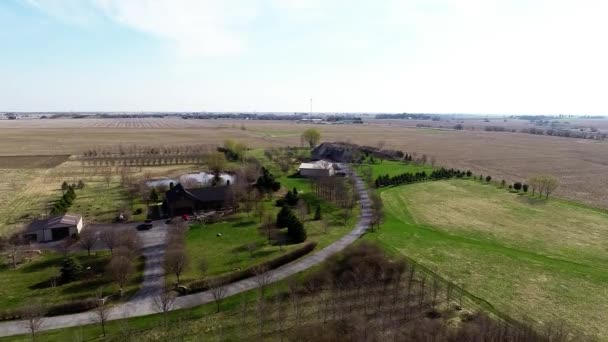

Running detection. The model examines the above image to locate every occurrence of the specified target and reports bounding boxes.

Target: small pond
[146,172,235,188]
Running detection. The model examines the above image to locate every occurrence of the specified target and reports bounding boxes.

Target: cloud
[26,0,261,57]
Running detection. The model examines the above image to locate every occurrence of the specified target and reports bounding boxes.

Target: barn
[23,213,83,242]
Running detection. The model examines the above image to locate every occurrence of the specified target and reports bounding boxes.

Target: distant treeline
[376,113,439,120]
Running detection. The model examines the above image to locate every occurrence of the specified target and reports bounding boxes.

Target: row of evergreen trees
[51,185,77,215]
[375,168,473,188]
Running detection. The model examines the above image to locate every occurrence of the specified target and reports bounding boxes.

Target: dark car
[137,220,153,230]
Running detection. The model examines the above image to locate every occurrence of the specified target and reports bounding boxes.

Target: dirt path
[0,169,371,337]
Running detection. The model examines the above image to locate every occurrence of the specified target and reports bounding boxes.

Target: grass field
[0,250,143,312]
[366,179,608,338]
[354,160,436,179]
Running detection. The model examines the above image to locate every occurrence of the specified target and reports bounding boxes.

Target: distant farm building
[23,214,83,242]
[298,160,336,177]
[165,183,231,216]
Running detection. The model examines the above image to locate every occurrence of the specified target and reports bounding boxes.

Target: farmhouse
[165,183,231,216]
[298,160,336,177]
[23,213,83,242]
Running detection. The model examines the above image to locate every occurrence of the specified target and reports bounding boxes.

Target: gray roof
[25,213,82,233]
[165,183,230,204]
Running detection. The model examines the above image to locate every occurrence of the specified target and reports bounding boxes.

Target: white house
[298,160,335,177]
[23,213,84,242]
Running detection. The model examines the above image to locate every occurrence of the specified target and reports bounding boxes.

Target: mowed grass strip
[367,179,608,338]
[354,160,436,179]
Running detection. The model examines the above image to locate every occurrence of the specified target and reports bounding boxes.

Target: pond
[146,172,235,188]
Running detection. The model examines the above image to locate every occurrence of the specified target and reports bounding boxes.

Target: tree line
[374,168,473,188]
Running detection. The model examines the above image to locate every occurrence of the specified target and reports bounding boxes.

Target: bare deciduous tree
[94,290,111,337]
[253,265,272,298]
[5,236,25,268]
[21,300,46,342]
[106,255,134,297]
[77,228,98,256]
[165,247,189,286]
[209,280,228,313]
[152,287,176,325]
[100,229,119,255]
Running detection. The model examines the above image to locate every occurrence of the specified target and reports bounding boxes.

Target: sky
[1,0,607,114]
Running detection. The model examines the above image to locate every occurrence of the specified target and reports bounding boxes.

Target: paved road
[0,170,371,337]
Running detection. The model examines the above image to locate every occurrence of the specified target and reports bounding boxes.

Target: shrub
[513,182,522,191]
[523,184,529,193]
[46,298,99,316]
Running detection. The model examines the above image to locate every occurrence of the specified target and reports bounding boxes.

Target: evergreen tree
[276,206,296,228]
[287,218,307,243]
[314,204,322,221]
[61,181,69,194]
[256,167,281,192]
[60,257,83,283]
[150,188,160,202]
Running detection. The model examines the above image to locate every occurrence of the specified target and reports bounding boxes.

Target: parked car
[137,220,153,230]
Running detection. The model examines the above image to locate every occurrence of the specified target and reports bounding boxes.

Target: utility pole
[309,98,313,116]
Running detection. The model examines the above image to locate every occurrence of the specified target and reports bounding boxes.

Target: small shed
[298,160,336,177]
[23,213,83,242]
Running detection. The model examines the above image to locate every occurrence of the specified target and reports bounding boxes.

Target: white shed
[298,160,335,177]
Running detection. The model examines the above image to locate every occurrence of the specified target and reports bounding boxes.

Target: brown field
[0,155,70,169]
[1,118,608,209]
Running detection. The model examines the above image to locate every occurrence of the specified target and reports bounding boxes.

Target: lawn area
[178,147,357,283]
[354,160,436,179]
[180,188,357,283]
[366,179,608,338]
[71,178,147,223]
[0,250,143,313]
[0,264,311,342]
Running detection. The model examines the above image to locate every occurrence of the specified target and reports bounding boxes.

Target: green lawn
[354,160,436,179]
[0,251,143,313]
[176,148,357,283]
[181,188,357,283]
[71,178,147,224]
[365,179,608,339]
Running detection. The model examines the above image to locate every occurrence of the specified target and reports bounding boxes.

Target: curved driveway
[0,170,371,337]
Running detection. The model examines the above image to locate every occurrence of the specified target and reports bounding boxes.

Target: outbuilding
[23,213,83,242]
[298,160,335,177]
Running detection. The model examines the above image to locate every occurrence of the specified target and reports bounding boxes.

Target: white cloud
[94,0,262,57]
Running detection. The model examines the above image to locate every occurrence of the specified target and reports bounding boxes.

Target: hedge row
[0,298,99,322]
[188,242,317,293]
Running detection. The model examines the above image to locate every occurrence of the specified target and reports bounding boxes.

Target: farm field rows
[367,179,608,338]
[1,118,607,208]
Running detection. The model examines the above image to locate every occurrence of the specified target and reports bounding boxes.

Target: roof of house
[24,213,82,233]
[299,160,334,170]
[165,183,230,204]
